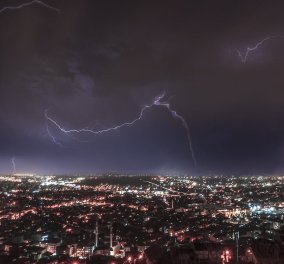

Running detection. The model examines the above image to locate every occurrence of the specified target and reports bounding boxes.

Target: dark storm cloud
[1,0,284,174]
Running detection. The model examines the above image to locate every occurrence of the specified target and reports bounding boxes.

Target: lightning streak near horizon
[11,157,16,173]
[236,36,279,63]
[45,93,197,166]
[0,0,60,14]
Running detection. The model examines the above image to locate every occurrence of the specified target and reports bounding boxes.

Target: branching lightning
[45,93,197,166]
[153,94,197,166]
[0,0,60,14]
[236,36,278,63]
[45,123,63,147]
[11,157,16,173]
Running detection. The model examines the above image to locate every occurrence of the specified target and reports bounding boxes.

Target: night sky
[1,0,284,175]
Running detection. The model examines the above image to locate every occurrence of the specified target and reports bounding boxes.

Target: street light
[221,250,231,264]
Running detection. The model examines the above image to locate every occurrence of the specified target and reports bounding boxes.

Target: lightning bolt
[153,94,197,166]
[45,123,63,147]
[236,36,279,63]
[11,156,16,173]
[45,93,197,166]
[0,0,60,14]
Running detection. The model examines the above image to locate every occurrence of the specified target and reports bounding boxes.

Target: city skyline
[0,173,283,263]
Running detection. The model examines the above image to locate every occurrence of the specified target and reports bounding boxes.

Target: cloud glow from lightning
[236,36,278,63]
[45,93,197,166]
[0,0,60,14]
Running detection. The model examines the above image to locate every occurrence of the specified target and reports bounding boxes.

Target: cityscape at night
[0,174,283,263]
[1,0,284,263]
